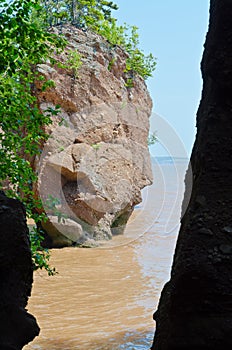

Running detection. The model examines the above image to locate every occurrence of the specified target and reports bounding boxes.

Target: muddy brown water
[25,158,188,350]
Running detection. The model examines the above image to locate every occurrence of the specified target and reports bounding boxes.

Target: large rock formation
[34,25,153,247]
[0,192,40,349]
[151,1,232,349]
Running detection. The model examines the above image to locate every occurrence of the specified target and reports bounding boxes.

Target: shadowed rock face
[151,1,232,349]
[34,25,153,247]
[0,192,40,349]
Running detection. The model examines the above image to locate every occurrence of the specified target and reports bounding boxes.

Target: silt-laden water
[25,158,188,349]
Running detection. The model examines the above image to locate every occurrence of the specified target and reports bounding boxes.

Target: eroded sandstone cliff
[151,1,232,349]
[34,25,153,247]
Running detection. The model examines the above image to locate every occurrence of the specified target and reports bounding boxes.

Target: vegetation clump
[37,0,157,81]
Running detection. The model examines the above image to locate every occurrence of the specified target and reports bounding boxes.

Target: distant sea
[152,156,189,164]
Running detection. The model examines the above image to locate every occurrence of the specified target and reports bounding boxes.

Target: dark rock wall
[0,192,40,349]
[151,1,232,349]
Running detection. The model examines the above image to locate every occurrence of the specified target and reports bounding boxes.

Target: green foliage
[96,18,126,46]
[124,26,157,80]
[148,131,158,146]
[37,0,118,27]
[36,1,156,81]
[45,194,68,223]
[41,79,56,91]
[0,0,65,274]
[108,57,116,71]
[96,22,156,81]
[124,77,134,88]
[29,225,57,276]
[56,49,82,80]
[66,50,82,78]
[91,143,101,150]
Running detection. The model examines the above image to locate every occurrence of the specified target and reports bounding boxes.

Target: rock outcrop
[35,25,153,247]
[0,192,40,349]
[151,1,232,349]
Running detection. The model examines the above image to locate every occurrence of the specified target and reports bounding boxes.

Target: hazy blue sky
[114,0,210,156]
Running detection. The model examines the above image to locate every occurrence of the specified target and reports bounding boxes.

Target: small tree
[37,0,118,27]
[36,0,156,81]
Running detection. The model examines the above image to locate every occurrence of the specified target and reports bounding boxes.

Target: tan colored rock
[35,25,153,246]
[42,216,83,247]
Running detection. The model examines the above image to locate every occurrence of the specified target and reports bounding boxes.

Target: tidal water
[25,157,189,350]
